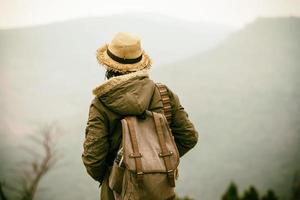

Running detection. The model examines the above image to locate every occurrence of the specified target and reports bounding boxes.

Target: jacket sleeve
[168,88,199,157]
[82,98,109,184]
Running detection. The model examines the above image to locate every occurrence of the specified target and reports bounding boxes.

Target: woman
[82,32,198,200]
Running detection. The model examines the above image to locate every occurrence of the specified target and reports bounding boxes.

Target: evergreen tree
[242,186,259,200]
[291,172,300,200]
[261,190,279,200]
[222,182,240,200]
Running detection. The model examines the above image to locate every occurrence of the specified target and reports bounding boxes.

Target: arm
[168,88,199,157]
[82,98,109,184]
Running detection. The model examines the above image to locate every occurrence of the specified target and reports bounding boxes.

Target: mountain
[151,17,300,199]
[0,12,232,66]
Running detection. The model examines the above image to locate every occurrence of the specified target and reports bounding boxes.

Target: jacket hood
[93,70,155,115]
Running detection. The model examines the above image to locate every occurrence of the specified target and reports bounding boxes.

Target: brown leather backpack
[109,84,179,200]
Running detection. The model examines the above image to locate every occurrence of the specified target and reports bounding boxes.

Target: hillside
[152,17,300,199]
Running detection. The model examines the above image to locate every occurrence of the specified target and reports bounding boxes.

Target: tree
[291,172,300,200]
[261,190,279,200]
[0,182,8,200]
[222,182,240,200]
[241,186,259,200]
[0,124,61,200]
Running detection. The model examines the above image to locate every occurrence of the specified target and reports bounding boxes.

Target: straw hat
[96,32,152,73]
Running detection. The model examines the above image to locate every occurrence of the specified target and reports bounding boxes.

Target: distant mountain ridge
[0,12,235,31]
[152,16,300,200]
[0,13,232,66]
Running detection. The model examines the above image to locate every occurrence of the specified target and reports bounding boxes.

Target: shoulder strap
[152,112,176,187]
[156,83,172,125]
[125,117,144,183]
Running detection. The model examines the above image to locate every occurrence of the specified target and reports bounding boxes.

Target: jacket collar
[93,70,149,97]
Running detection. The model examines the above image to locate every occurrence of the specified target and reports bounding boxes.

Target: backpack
[108,83,180,200]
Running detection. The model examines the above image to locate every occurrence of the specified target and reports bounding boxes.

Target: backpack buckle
[129,153,142,158]
[159,151,173,157]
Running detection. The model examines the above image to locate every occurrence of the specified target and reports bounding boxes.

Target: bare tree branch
[0,182,8,200]
[19,124,61,200]
[1,123,62,200]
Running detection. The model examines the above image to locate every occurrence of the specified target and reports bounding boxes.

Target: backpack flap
[121,112,179,175]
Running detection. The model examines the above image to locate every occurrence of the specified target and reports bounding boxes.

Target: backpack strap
[156,83,172,125]
[152,112,175,187]
[125,117,144,183]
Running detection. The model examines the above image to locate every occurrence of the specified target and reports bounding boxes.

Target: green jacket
[82,70,198,199]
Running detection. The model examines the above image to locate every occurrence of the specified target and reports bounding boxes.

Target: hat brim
[96,44,152,73]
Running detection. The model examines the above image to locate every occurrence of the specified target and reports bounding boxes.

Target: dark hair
[105,70,125,79]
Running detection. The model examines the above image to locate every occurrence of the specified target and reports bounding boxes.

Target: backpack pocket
[109,162,125,194]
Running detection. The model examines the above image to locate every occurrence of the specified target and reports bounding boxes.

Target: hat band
[107,49,143,64]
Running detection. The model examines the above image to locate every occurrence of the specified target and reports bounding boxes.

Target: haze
[0,0,300,28]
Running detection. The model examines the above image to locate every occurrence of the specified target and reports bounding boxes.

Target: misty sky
[0,0,299,28]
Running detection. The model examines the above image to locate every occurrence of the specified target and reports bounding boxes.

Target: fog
[0,12,299,200]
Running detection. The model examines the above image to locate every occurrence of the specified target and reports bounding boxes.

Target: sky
[0,0,299,29]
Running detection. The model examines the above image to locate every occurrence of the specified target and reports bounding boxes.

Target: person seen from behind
[82,32,199,200]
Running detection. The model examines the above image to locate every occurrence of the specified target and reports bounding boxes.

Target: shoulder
[88,97,110,119]
[90,96,104,110]
[89,96,120,121]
